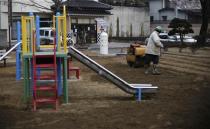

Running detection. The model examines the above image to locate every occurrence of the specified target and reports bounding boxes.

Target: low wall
[151,23,206,36]
[109,36,147,43]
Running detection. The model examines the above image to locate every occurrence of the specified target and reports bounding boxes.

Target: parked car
[172,35,197,44]
[144,33,176,45]
[145,33,197,46]
[40,27,54,45]
[159,33,177,43]
[39,27,75,46]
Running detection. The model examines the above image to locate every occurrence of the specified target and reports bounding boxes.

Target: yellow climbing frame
[21,16,34,54]
[21,6,67,54]
[53,6,67,53]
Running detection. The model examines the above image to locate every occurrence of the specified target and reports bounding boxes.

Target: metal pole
[56,12,62,96]
[56,12,60,50]
[16,21,21,80]
[8,0,12,48]
[36,16,40,47]
[29,12,34,97]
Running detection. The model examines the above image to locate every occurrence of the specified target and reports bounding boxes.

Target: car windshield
[159,33,168,39]
[50,31,54,37]
[159,35,168,39]
[45,31,49,36]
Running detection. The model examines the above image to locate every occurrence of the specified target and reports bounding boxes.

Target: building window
[71,19,77,24]
[150,16,154,22]
[162,16,167,21]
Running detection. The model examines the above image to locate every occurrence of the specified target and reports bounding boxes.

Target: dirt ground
[0,47,210,129]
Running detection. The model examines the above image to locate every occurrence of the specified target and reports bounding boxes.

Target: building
[0,0,53,45]
[59,0,112,44]
[0,0,113,45]
[149,0,207,35]
[149,0,201,21]
[61,0,150,42]
[0,0,152,46]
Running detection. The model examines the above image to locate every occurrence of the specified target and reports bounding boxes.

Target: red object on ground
[68,58,80,79]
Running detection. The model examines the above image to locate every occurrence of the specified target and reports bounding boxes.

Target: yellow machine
[126,43,146,67]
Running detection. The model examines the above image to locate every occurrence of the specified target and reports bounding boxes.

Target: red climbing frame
[32,30,58,111]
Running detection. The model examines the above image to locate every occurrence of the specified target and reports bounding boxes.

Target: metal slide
[0,42,22,61]
[69,46,158,95]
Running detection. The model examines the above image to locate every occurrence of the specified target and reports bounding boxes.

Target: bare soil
[0,47,210,129]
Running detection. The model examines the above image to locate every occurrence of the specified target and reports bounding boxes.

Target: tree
[197,0,210,46]
[125,0,135,6]
[99,0,147,6]
[28,0,52,11]
[168,18,194,52]
[51,0,63,13]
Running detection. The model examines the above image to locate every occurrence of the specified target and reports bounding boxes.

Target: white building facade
[0,0,53,42]
[106,6,150,37]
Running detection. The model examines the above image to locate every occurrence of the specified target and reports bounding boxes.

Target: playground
[0,5,210,129]
[0,46,210,129]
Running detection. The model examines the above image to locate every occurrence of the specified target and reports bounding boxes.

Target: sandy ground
[0,47,210,129]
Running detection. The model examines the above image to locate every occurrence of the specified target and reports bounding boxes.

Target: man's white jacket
[145,31,163,56]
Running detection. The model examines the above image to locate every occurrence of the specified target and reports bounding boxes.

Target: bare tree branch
[29,0,52,10]
[51,0,63,13]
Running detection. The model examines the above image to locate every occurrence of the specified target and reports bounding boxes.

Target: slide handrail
[0,42,22,61]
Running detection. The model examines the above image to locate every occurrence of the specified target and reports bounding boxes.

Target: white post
[99,31,108,55]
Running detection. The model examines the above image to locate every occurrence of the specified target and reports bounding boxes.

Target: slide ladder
[32,33,58,111]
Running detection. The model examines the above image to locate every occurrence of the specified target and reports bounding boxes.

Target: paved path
[88,42,132,55]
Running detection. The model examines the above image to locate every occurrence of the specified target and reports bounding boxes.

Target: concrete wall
[106,6,150,37]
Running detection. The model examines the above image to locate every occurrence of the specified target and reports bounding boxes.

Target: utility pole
[8,0,12,48]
